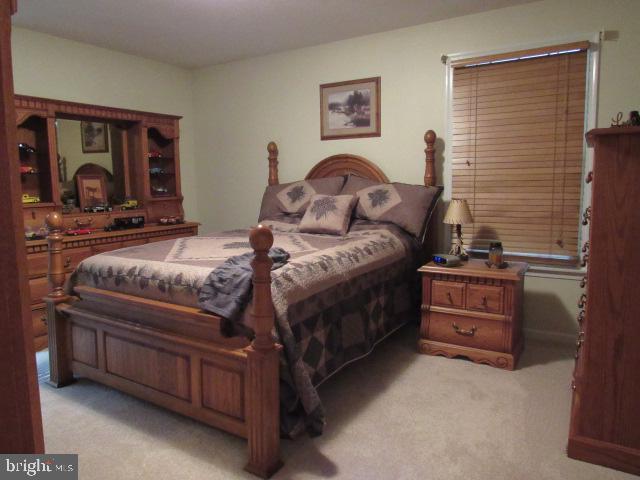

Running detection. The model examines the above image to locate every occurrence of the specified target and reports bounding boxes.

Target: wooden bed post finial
[424,130,436,187]
[267,141,279,186]
[249,224,275,351]
[45,212,66,298]
[245,224,282,478]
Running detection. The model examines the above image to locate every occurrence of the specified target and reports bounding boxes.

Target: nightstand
[418,259,528,370]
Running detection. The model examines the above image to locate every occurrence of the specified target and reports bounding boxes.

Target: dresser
[568,127,640,476]
[27,222,199,351]
[418,259,527,370]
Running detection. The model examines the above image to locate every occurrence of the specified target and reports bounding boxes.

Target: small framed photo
[81,121,109,153]
[76,174,107,209]
[320,76,381,140]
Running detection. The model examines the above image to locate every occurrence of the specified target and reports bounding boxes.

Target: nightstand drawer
[427,312,505,352]
[467,285,504,314]
[432,281,465,308]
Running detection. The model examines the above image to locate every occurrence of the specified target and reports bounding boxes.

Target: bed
[43,130,441,478]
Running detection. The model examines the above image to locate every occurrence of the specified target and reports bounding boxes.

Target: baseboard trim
[524,328,575,346]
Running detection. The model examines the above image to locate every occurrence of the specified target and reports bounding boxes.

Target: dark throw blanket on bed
[198,247,290,321]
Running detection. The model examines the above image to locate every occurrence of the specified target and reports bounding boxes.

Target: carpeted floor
[36,326,636,480]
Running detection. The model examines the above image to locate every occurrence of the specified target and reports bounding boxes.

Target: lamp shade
[443,199,473,225]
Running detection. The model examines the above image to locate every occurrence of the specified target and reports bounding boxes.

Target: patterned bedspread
[67,220,422,437]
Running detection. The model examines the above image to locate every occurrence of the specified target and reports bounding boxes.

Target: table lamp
[444,199,473,260]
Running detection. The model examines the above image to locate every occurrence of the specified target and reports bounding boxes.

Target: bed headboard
[266,130,438,187]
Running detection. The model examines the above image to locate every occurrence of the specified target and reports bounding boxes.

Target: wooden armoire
[568,126,640,475]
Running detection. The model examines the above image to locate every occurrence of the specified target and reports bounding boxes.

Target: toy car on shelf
[151,186,169,195]
[24,229,47,241]
[18,143,36,154]
[159,216,183,225]
[65,228,95,236]
[21,193,40,204]
[20,166,38,174]
[149,167,166,175]
[148,150,163,159]
[121,198,139,210]
[83,203,113,213]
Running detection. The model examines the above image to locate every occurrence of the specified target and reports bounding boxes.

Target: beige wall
[11,27,199,221]
[191,0,639,339]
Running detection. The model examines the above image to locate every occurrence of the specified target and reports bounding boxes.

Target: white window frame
[442,33,601,277]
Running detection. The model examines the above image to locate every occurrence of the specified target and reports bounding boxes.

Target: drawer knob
[481,295,488,307]
[452,323,477,337]
[447,292,453,304]
[40,315,47,326]
[64,257,71,268]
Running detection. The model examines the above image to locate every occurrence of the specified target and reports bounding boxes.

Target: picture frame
[320,76,381,140]
[80,121,109,153]
[76,174,107,209]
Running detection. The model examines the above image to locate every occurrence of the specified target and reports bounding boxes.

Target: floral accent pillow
[258,176,345,221]
[299,194,358,236]
[340,175,443,237]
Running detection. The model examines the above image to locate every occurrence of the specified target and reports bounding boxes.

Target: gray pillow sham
[258,176,345,221]
[340,175,442,237]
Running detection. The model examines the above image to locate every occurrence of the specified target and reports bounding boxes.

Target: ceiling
[13,0,537,69]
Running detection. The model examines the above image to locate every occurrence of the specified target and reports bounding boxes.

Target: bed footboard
[44,213,282,478]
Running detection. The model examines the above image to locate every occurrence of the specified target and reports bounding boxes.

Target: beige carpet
[37,326,636,480]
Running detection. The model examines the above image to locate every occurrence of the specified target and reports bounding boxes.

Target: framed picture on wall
[80,121,109,153]
[320,76,381,140]
[76,174,107,209]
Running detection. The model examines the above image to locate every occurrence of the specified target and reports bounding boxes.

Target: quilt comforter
[67,220,423,437]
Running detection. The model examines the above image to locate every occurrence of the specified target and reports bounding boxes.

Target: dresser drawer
[27,247,92,278]
[29,277,50,304]
[432,281,465,308]
[467,284,504,314]
[31,306,47,337]
[427,312,506,352]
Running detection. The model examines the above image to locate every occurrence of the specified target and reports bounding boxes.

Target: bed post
[267,141,279,186]
[424,130,436,187]
[245,225,282,478]
[44,212,74,388]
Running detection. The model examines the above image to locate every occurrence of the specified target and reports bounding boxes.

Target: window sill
[525,264,586,280]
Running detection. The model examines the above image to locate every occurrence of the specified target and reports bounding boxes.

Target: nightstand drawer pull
[452,323,477,337]
[447,292,453,304]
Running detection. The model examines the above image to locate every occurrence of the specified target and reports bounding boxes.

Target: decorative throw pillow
[299,194,358,236]
[340,175,442,237]
[258,176,345,221]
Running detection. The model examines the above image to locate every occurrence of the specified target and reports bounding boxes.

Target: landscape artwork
[320,77,380,140]
[81,121,109,153]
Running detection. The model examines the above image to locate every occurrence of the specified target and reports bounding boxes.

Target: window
[450,41,590,266]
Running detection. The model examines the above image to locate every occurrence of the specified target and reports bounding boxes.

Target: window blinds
[451,42,589,265]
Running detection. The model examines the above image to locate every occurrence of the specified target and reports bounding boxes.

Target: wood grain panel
[71,324,97,368]
[201,360,244,420]
[105,334,191,400]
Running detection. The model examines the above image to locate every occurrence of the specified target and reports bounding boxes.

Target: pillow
[299,194,358,236]
[341,175,442,237]
[258,176,345,221]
